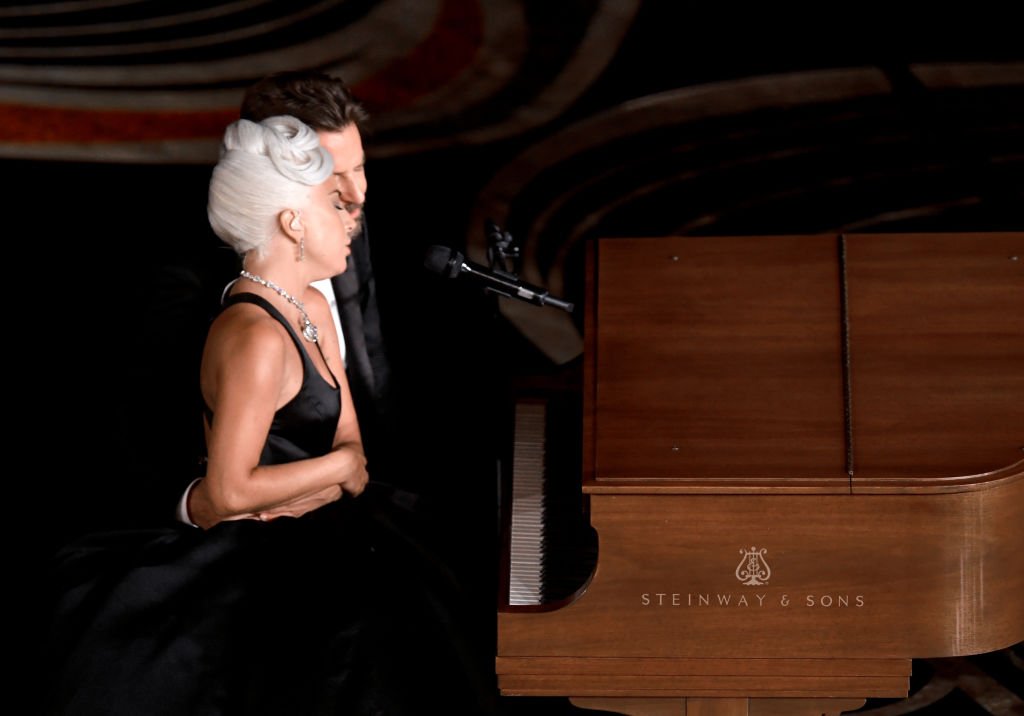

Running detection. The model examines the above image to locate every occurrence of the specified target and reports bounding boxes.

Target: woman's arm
[242,289,369,521]
[192,299,366,526]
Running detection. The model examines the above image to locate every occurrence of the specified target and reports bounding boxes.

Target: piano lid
[586,233,1023,491]
[847,233,1023,487]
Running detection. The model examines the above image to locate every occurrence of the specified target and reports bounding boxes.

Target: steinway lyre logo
[735,547,771,586]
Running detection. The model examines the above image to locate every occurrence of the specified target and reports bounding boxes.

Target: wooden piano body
[497,233,1024,715]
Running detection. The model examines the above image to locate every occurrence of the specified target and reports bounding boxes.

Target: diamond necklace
[238,270,319,343]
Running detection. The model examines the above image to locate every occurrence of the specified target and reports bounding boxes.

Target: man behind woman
[44,114,494,715]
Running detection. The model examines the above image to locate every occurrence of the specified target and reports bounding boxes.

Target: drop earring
[289,212,303,261]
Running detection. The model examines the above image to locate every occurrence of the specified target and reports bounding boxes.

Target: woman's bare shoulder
[205,302,290,370]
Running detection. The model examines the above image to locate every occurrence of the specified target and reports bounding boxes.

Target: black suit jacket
[330,216,393,468]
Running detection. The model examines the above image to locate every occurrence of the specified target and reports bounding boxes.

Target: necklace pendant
[238,271,319,344]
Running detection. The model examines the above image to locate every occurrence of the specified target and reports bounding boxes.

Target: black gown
[44,294,493,716]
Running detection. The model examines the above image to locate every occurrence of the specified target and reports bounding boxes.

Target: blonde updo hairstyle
[208,115,333,257]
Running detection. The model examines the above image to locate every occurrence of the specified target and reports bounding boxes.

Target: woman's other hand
[337,447,369,497]
[255,484,344,521]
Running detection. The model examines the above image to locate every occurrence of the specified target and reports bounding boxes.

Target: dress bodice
[211,292,340,465]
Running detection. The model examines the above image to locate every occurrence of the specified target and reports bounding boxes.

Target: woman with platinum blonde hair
[194,116,366,523]
[209,116,336,257]
[44,116,493,716]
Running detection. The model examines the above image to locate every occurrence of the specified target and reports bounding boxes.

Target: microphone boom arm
[461,262,574,312]
[423,244,574,313]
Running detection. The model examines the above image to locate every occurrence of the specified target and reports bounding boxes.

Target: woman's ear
[279,209,303,241]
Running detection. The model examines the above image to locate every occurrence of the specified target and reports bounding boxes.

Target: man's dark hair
[240,71,369,132]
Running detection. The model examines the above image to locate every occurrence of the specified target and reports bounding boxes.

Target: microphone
[423,245,574,313]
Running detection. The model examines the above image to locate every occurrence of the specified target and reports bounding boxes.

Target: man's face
[318,125,367,232]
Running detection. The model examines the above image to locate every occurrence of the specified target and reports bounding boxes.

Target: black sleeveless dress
[43,294,493,716]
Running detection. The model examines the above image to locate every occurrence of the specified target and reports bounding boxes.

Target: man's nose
[337,176,365,205]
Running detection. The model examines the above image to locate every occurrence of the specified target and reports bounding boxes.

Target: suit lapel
[331,261,375,401]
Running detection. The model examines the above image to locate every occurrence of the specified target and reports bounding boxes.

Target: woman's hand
[338,448,369,497]
[190,480,348,527]
[255,484,344,521]
[189,442,366,528]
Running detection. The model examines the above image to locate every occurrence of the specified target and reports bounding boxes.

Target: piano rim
[582,458,1024,495]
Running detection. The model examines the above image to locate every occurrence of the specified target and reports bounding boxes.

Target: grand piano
[497,232,1023,715]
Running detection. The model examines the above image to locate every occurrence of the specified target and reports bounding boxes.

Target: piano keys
[504,395,597,606]
[497,233,1024,716]
[507,401,546,606]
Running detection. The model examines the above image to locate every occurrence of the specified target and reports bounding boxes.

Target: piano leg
[570,698,686,715]
[746,699,866,716]
[570,697,867,715]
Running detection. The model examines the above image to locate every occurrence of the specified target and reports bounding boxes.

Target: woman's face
[302,174,356,278]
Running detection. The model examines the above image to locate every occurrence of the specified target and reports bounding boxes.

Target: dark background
[9,1,1022,712]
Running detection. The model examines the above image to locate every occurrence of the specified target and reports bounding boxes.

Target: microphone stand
[486,219,520,276]
[478,220,553,603]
